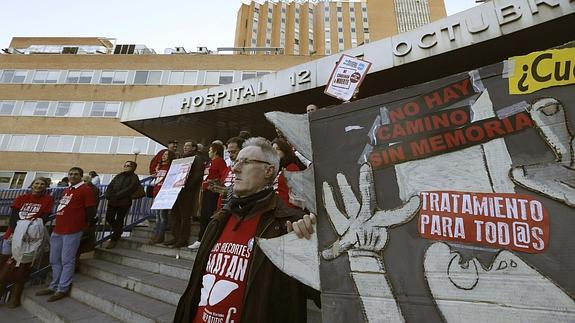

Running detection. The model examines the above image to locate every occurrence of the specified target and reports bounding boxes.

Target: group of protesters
[142,126,311,252]
[0,167,101,306]
[1,104,321,321]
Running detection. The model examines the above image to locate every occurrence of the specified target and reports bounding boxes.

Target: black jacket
[105,171,139,207]
[174,192,320,322]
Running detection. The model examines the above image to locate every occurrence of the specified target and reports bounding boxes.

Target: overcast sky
[1,0,479,53]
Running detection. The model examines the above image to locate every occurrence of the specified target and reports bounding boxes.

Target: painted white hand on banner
[321,163,421,260]
[321,163,420,322]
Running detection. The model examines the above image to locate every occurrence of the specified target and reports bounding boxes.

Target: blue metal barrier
[0,176,155,303]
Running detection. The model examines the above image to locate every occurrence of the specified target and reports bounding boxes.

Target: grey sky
[1,0,479,53]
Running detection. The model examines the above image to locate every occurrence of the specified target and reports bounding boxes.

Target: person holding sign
[164,142,204,248]
[149,150,177,244]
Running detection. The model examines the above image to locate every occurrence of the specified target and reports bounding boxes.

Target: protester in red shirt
[175,137,319,322]
[188,142,226,250]
[35,167,96,303]
[0,177,53,308]
[150,150,177,244]
[148,140,179,175]
[213,136,245,210]
[272,138,306,208]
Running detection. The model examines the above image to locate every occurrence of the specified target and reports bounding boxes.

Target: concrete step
[130,224,200,243]
[80,258,187,306]
[71,274,176,323]
[23,285,121,323]
[115,236,197,261]
[94,247,193,280]
[0,304,42,322]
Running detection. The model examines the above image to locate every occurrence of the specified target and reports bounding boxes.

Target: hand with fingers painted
[319,163,421,322]
[321,163,421,260]
[286,213,317,240]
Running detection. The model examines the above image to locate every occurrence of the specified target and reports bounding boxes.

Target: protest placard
[151,156,195,210]
[324,54,371,101]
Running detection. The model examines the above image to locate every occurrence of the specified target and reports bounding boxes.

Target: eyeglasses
[233,158,271,168]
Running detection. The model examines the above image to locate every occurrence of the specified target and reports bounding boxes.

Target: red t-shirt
[216,166,234,210]
[54,183,97,234]
[152,164,170,198]
[149,149,167,175]
[274,163,300,208]
[193,213,262,323]
[202,157,227,191]
[4,193,54,239]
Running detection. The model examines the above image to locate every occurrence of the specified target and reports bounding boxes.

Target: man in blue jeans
[35,167,96,302]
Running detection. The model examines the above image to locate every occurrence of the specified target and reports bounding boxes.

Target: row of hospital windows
[0,101,122,118]
[258,15,368,31]
[256,4,367,14]
[0,134,165,156]
[0,69,272,86]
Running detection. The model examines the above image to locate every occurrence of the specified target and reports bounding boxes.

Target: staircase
[4,223,322,322]
[19,223,195,323]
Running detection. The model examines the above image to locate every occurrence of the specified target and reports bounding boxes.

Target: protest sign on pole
[151,156,195,210]
[324,54,372,102]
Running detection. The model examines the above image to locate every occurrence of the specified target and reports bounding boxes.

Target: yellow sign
[509,48,575,95]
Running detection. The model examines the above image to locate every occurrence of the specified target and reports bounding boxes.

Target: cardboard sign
[324,54,371,101]
[509,48,575,95]
[151,156,195,210]
[418,191,549,253]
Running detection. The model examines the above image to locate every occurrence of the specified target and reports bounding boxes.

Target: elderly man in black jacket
[174,137,318,322]
[104,161,140,249]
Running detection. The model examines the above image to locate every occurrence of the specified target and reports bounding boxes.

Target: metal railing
[0,176,155,303]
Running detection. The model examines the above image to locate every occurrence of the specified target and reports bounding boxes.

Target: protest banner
[418,191,549,253]
[508,47,575,95]
[304,47,575,322]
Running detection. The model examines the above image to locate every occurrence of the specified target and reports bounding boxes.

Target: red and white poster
[151,156,195,210]
[418,191,549,253]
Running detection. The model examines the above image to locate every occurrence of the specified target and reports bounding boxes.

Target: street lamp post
[133,148,141,162]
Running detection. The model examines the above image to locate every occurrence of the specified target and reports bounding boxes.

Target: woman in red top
[0,177,53,308]
[150,150,176,244]
[188,142,226,250]
[272,138,306,208]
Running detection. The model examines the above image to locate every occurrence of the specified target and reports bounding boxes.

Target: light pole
[133,148,141,163]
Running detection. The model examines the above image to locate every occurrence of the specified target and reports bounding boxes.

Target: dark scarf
[226,187,274,219]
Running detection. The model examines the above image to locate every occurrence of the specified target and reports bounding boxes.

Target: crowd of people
[0,168,99,306]
[144,126,311,253]
[1,104,320,321]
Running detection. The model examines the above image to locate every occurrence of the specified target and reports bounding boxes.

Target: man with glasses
[175,137,319,322]
[35,167,96,302]
[102,161,140,249]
